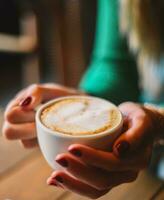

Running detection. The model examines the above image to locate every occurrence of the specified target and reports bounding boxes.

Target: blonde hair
[120,0,164,60]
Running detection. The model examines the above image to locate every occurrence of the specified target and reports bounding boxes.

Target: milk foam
[41,97,120,135]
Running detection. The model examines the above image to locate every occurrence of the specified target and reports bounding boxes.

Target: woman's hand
[113,102,157,157]
[2,83,80,148]
[47,146,139,199]
[47,102,161,199]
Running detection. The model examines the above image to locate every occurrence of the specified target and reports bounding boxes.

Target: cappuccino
[41,96,121,136]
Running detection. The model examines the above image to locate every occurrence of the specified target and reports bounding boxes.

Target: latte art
[41,97,121,136]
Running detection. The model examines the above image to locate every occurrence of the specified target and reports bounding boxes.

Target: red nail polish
[55,176,64,184]
[56,158,68,168]
[115,141,130,157]
[48,181,57,186]
[48,178,64,188]
[69,149,82,157]
[20,96,32,107]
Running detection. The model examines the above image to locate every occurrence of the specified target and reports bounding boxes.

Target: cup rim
[36,96,123,139]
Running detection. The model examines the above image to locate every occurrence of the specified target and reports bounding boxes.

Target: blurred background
[0,1,101,198]
[0,0,96,107]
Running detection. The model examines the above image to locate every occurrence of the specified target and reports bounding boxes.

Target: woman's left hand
[46,102,158,199]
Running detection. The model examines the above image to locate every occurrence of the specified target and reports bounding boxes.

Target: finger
[40,83,77,101]
[19,84,42,109]
[19,84,77,110]
[5,84,44,111]
[5,106,35,123]
[113,105,153,157]
[68,144,150,171]
[20,138,38,149]
[55,153,138,190]
[56,153,110,190]
[2,121,36,140]
[5,83,77,123]
[47,171,109,199]
[5,97,25,113]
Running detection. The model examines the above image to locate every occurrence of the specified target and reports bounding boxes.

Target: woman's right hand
[2,83,80,148]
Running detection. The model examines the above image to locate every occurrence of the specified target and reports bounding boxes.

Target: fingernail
[69,148,82,157]
[56,158,68,168]
[55,176,64,184]
[48,180,57,186]
[47,178,64,189]
[114,141,130,157]
[20,96,32,107]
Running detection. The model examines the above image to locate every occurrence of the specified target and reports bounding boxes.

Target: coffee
[41,96,121,136]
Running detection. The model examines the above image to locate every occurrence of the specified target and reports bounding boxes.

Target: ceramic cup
[36,96,123,169]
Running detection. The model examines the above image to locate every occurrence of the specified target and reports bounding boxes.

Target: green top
[79,0,140,105]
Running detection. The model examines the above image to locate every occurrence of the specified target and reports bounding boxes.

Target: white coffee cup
[36,96,123,169]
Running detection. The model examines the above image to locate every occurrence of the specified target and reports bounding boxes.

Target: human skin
[2,83,80,148]
[47,102,162,199]
[2,84,164,199]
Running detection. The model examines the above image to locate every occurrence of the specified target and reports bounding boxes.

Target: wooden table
[0,109,164,200]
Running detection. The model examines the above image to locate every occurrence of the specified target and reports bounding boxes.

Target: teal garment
[79,0,140,105]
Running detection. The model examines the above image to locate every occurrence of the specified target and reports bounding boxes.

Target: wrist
[143,103,164,140]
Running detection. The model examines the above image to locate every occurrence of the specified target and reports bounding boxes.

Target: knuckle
[2,125,14,140]
[5,108,17,123]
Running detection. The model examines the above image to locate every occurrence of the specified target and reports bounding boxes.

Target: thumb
[113,114,154,158]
